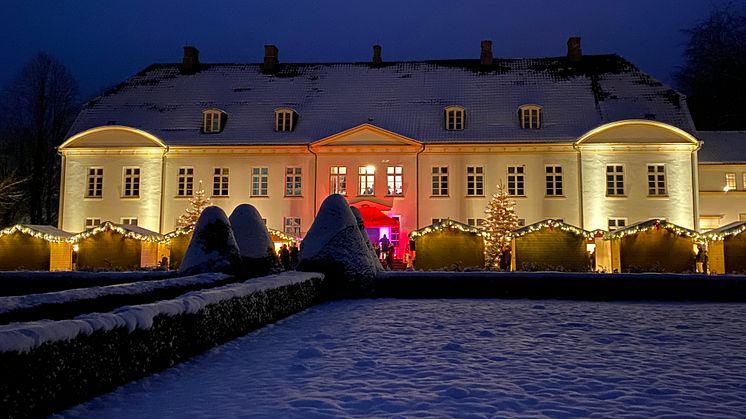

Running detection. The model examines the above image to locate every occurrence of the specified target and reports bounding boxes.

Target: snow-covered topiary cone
[229,204,281,277]
[179,206,241,276]
[350,206,384,272]
[297,194,380,295]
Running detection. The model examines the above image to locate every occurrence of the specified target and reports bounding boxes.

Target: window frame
[120,217,138,226]
[507,165,525,196]
[85,167,104,198]
[202,109,225,133]
[212,167,230,197]
[444,106,465,131]
[606,164,625,196]
[358,166,376,196]
[608,217,627,231]
[431,166,449,196]
[545,165,563,196]
[726,173,737,191]
[274,108,297,132]
[647,164,667,196]
[122,166,140,198]
[177,167,194,197]
[330,166,347,195]
[284,217,301,236]
[85,217,101,229]
[518,105,542,129]
[466,166,484,196]
[251,167,269,197]
[285,167,302,197]
[467,218,485,228]
[386,166,403,196]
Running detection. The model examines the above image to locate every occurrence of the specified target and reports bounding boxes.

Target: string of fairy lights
[409,219,485,239]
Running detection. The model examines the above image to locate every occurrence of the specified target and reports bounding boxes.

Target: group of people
[278,243,299,270]
[373,234,395,269]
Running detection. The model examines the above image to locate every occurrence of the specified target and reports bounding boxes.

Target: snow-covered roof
[0,225,74,242]
[512,219,590,238]
[69,55,694,146]
[696,131,746,164]
[605,219,699,240]
[71,221,164,242]
[704,221,746,240]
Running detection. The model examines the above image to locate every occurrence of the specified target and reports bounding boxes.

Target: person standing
[379,234,390,262]
[289,243,299,270]
[279,244,290,271]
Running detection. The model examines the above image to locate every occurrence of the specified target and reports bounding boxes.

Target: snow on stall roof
[0,271,322,353]
[70,221,163,241]
[0,224,74,241]
[68,55,694,145]
[697,131,746,163]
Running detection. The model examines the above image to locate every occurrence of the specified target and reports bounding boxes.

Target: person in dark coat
[289,243,299,269]
[279,244,290,270]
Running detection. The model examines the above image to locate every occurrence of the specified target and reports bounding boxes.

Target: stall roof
[512,219,591,239]
[0,225,74,243]
[604,219,699,240]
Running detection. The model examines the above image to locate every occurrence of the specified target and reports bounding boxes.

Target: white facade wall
[698,163,746,227]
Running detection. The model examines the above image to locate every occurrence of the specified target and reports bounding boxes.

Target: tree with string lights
[176,181,212,228]
[482,183,520,270]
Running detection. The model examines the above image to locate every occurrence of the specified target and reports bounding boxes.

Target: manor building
[58,40,740,256]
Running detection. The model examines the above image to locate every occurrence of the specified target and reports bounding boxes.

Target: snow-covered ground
[61,299,746,418]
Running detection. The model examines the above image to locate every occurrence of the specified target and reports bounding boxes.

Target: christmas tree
[483,183,520,270]
[176,181,212,228]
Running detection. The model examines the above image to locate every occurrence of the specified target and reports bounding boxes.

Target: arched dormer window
[275,108,298,132]
[444,106,465,130]
[518,105,542,129]
[202,109,226,133]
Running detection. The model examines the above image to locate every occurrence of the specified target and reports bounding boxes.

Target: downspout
[691,141,702,231]
[158,146,169,233]
[415,143,426,228]
[307,145,318,217]
[57,149,66,230]
[573,143,584,229]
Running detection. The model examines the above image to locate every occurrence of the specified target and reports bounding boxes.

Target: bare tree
[0,52,79,225]
[675,4,746,130]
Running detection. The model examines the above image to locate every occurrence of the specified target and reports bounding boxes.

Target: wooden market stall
[72,222,166,270]
[704,221,746,274]
[163,226,193,270]
[605,219,699,273]
[511,219,592,272]
[409,220,484,270]
[268,227,300,253]
[0,225,74,271]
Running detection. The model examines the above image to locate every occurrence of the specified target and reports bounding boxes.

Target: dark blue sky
[0,0,730,99]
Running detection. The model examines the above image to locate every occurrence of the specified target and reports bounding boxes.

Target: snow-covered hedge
[0,272,235,324]
[0,271,324,418]
[0,270,178,297]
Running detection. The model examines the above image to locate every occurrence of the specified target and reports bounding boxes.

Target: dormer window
[202,109,226,133]
[519,105,542,129]
[444,106,465,130]
[275,108,298,132]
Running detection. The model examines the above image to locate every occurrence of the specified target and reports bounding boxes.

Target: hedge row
[0,273,236,325]
[0,270,178,296]
[0,272,325,418]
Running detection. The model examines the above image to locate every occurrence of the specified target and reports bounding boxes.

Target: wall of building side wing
[698,163,746,226]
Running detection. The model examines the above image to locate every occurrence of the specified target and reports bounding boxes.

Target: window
[275,108,298,132]
[606,165,625,196]
[202,109,225,133]
[517,219,526,227]
[391,216,400,250]
[507,166,525,196]
[213,168,229,196]
[466,166,484,196]
[699,216,721,231]
[467,218,485,228]
[387,166,403,196]
[122,167,140,197]
[726,173,737,191]
[85,217,101,228]
[284,217,301,236]
[177,167,194,196]
[444,106,465,130]
[285,167,302,196]
[86,168,103,198]
[608,218,627,231]
[519,105,542,129]
[120,217,138,226]
[251,167,269,196]
[647,164,666,196]
[358,166,375,195]
[432,166,448,196]
[330,166,347,195]
[545,165,563,196]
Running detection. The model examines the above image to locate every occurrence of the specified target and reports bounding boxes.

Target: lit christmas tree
[176,181,212,228]
[483,183,520,270]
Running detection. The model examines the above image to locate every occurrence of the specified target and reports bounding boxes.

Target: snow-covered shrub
[179,206,241,275]
[349,206,384,273]
[297,194,380,296]
[229,204,281,278]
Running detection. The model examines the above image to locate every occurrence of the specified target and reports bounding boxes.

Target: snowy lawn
[62,299,746,418]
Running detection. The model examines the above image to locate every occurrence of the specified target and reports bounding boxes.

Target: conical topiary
[179,206,241,275]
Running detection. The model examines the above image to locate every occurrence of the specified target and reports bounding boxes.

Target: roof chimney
[262,45,279,73]
[567,37,582,62]
[480,40,493,66]
[372,45,382,66]
[182,46,200,74]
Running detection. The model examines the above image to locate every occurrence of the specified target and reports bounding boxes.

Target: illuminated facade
[59,41,731,255]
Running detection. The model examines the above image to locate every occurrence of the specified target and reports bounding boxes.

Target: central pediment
[311,124,422,150]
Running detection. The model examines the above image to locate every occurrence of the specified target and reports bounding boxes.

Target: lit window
[444,106,465,130]
[467,218,485,228]
[122,167,140,198]
[252,167,269,196]
[85,217,101,228]
[545,165,563,196]
[275,108,298,132]
[466,166,484,196]
[391,216,400,249]
[285,167,302,196]
[387,166,403,196]
[647,164,666,196]
[120,217,138,226]
[517,219,526,227]
[177,167,194,197]
[86,167,103,198]
[330,166,347,195]
[284,217,301,236]
[507,166,525,196]
[519,105,542,129]
[606,165,625,196]
[213,168,229,196]
[431,166,448,196]
[608,218,627,231]
[202,109,225,133]
[725,173,737,191]
[359,166,375,195]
